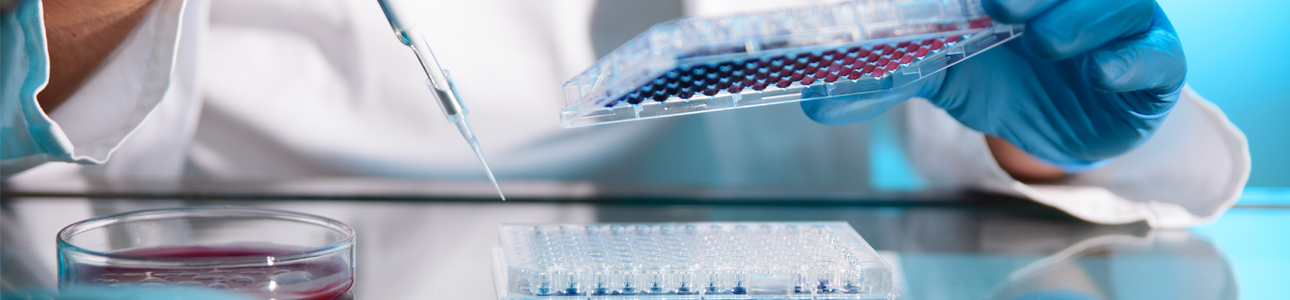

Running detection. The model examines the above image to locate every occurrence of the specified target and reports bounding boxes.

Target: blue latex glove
[801,0,1186,172]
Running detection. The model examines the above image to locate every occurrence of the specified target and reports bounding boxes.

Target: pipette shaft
[376,0,505,200]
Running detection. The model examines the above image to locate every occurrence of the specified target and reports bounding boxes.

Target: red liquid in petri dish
[66,244,352,300]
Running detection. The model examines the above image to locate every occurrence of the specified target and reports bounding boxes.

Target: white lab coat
[0,0,1248,228]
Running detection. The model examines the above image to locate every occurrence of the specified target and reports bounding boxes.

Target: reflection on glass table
[2,197,1277,299]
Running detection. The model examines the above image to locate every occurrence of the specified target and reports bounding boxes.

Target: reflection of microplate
[494,222,893,299]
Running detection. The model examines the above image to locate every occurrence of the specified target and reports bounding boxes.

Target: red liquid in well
[66,244,352,300]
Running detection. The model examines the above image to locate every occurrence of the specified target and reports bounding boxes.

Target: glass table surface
[2,196,1285,300]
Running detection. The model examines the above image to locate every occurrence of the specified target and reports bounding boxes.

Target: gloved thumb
[799,74,940,125]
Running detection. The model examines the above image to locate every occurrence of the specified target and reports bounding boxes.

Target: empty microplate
[561,0,1022,128]
[493,222,894,299]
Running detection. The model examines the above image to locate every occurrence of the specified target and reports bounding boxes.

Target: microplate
[493,222,894,300]
[561,0,1022,127]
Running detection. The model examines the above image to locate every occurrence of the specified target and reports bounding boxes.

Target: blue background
[1158,0,1290,187]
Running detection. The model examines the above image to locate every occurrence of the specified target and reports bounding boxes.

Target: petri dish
[57,206,356,300]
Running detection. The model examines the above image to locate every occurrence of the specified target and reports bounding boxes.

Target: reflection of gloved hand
[801,0,1185,171]
[3,287,255,300]
[1008,289,1101,300]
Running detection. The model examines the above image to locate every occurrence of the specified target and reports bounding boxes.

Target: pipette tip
[471,140,504,201]
[485,165,505,201]
[456,119,505,201]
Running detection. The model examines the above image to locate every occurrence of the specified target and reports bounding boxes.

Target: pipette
[375,0,504,200]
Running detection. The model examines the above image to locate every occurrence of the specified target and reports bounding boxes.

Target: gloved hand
[801,0,1186,172]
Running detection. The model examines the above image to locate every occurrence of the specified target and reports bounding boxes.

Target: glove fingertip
[1088,49,1134,92]
[1086,29,1187,94]
[801,95,906,126]
[802,71,940,125]
[1022,31,1078,61]
[800,99,851,126]
[982,0,1061,24]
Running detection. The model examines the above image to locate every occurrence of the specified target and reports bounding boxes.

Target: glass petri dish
[57,206,356,300]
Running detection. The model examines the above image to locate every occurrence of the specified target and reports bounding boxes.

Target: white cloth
[1,0,1249,228]
[0,0,199,183]
[904,87,1247,228]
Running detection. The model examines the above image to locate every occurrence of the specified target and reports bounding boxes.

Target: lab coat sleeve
[904,85,1249,228]
[0,0,188,178]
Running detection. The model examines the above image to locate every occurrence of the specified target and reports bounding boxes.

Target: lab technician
[1,0,1248,228]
